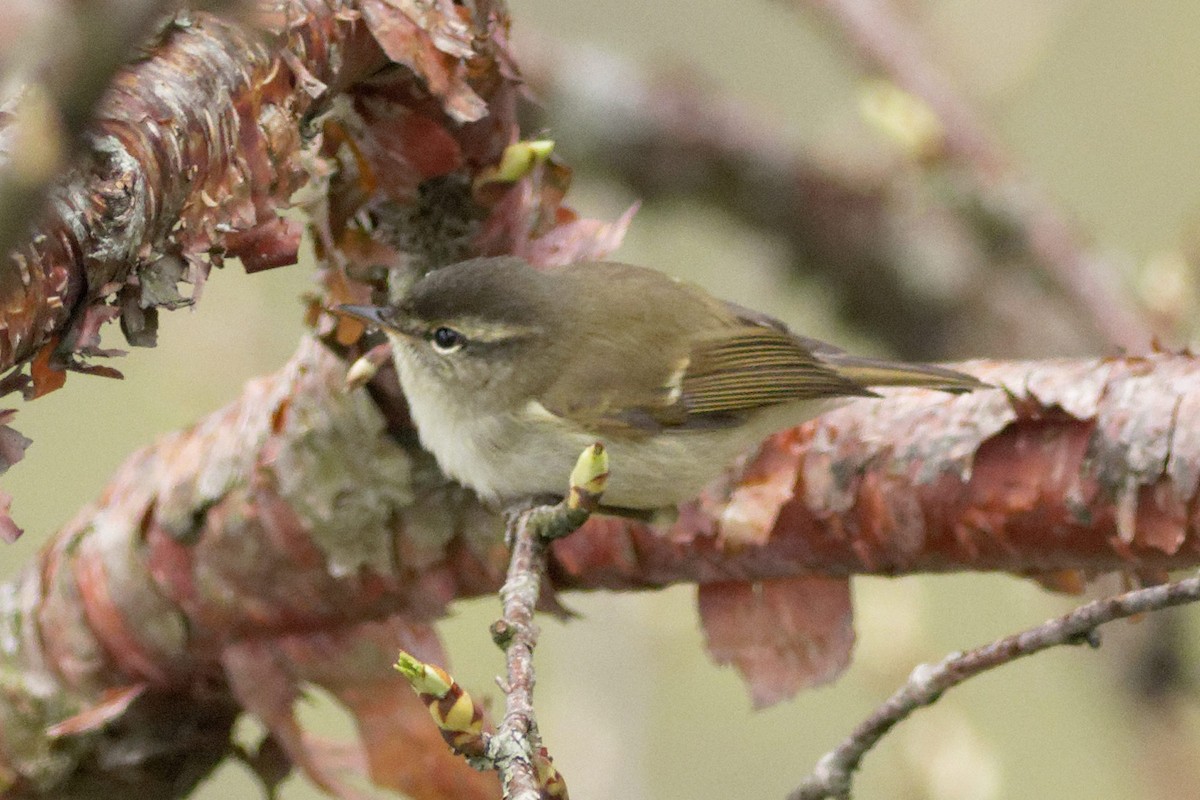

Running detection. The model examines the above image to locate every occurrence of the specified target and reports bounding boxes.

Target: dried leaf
[28,339,65,398]
[223,617,497,800]
[0,409,31,473]
[225,217,304,273]
[698,576,854,708]
[359,0,487,123]
[356,102,464,199]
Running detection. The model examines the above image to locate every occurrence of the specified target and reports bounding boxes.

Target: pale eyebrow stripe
[436,317,542,343]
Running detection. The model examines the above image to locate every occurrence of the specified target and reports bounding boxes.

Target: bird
[339,256,984,511]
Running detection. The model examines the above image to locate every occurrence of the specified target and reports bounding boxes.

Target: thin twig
[790,571,1200,800]
[490,508,550,800]
[488,443,609,799]
[799,0,1153,349]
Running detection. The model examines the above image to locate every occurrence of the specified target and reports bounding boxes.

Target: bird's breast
[396,343,838,508]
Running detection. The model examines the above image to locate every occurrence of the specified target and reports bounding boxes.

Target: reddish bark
[0,2,1184,799]
[553,356,1200,585]
[1,7,329,377]
[0,0,520,404]
[0,0,535,534]
[3,344,1198,797]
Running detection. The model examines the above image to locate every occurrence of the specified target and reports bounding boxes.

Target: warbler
[340,257,982,510]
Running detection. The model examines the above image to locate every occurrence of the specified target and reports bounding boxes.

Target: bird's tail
[824,356,987,394]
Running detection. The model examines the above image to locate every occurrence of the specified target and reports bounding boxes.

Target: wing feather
[533,269,982,435]
[681,327,874,414]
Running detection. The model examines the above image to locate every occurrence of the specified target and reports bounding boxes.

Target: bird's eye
[430,326,466,353]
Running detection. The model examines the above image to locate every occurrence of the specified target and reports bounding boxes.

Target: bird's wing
[537,323,873,435]
[679,325,875,415]
[535,280,982,436]
[722,302,985,395]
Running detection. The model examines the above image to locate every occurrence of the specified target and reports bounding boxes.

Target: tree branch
[798,0,1153,349]
[517,41,1121,360]
[0,0,241,276]
[4,344,1200,795]
[0,0,526,532]
[790,570,1200,800]
[488,446,606,799]
[0,4,345,379]
[0,2,1185,797]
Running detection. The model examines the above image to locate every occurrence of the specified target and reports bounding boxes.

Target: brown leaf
[356,101,464,199]
[29,338,66,398]
[698,576,854,709]
[358,0,487,123]
[223,617,498,800]
[225,217,304,273]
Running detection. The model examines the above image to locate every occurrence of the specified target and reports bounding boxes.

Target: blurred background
[6,0,1200,797]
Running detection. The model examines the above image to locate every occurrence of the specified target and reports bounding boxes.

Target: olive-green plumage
[341,257,983,509]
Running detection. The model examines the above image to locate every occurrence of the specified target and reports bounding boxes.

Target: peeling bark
[3,345,1199,795]
[0,0,517,395]
[554,355,1200,586]
[2,7,329,376]
[0,0,527,536]
[0,1,1185,798]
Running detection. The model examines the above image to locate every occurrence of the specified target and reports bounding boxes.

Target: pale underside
[409,386,838,509]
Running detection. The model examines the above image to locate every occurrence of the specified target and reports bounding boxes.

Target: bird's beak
[335,304,393,329]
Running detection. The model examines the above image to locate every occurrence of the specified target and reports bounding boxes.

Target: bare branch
[489,445,606,799]
[798,0,1153,349]
[790,571,1200,800]
[5,346,1200,794]
[518,42,1113,359]
[490,510,549,800]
